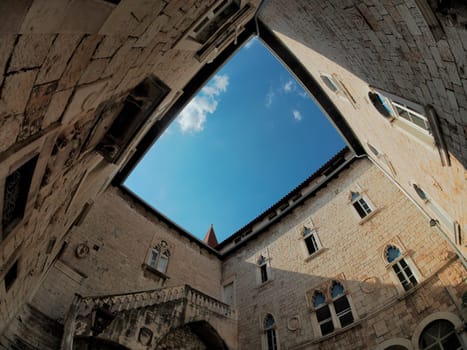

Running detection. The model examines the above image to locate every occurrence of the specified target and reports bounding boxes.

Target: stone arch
[375,337,413,350]
[411,311,467,349]
[155,321,228,350]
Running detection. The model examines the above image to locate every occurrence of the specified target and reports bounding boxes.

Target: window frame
[319,72,358,108]
[309,281,357,338]
[145,240,171,277]
[257,254,272,286]
[349,191,375,221]
[262,313,279,350]
[301,226,323,259]
[384,245,421,293]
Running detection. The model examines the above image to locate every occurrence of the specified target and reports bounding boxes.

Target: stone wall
[0,0,259,335]
[222,158,466,349]
[31,187,223,323]
[259,0,466,256]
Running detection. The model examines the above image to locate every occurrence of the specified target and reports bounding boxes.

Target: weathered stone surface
[79,58,110,85]
[7,34,55,72]
[0,35,16,79]
[60,0,114,34]
[0,0,32,33]
[0,115,21,154]
[20,0,70,33]
[42,88,73,128]
[36,34,83,84]
[58,35,102,90]
[0,69,37,116]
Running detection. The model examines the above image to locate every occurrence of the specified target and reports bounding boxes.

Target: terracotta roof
[203,224,219,248]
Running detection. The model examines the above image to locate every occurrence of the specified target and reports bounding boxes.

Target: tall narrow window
[147,241,170,274]
[2,155,39,239]
[258,255,268,283]
[386,245,418,291]
[350,191,373,218]
[419,319,463,350]
[264,314,278,350]
[312,291,334,336]
[330,282,354,328]
[223,282,234,305]
[303,227,321,256]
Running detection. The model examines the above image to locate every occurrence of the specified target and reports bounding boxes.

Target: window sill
[257,279,274,289]
[304,248,327,262]
[311,320,362,343]
[358,208,381,225]
[142,264,169,280]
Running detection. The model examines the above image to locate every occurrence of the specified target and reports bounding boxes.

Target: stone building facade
[0,0,465,349]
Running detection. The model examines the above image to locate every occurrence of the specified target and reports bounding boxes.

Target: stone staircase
[61,285,237,350]
[0,304,63,350]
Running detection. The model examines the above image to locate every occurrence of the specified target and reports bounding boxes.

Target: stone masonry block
[20,0,69,34]
[0,35,16,79]
[36,34,83,84]
[8,34,56,73]
[0,115,22,154]
[58,35,103,90]
[0,69,38,117]
[0,0,32,33]
[42,88,73,128]
[79,58,110,85]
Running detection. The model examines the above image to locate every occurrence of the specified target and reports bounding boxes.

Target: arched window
[385,245,417,291]
[419,319,463,350]
[330,281,354,328]
[264,314,278,350]
[312,291,334,335]
[148,241,170,274]
[310,282,355,337]
[385,346,408,350]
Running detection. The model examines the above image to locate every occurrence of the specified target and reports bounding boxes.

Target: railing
[61,284,236,349]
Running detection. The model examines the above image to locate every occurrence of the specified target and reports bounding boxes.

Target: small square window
[4,260,18,292]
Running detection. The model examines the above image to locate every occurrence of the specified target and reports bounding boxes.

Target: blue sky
[125,37,345,242]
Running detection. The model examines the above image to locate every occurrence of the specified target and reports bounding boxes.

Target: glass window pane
[353,201,367,218]
[330,282,345,298]
[316,305,331,321]
[334,296,350,313]
[305,235,317,254]
[149,250,158,267]
[386,246,401,263]
[157,255,168,273]
[320,320,334,335]
[313,292,326,307]
[261,264,268,282]
[339,311,354,327]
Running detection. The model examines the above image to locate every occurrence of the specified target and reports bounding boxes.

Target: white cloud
[177,74,229,133]
[299,91,309,99]
[265,89,275,108]
[283,80,294,93]
[293,109,302,121]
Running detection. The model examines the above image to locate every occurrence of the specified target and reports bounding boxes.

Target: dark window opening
[304,234,318,255]
[260,264,268,283]
[316,305,334,335]
[2,155,39,238]
[96,76,170,163]
[46,238,57,254]
[193,0,240,45]
[4,260,18,291]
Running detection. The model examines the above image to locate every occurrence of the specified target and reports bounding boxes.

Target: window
[369,91,430,134]
[385,346,408,350]
[96,76,170,163]
[190,0,240,45]
[350,191,373,219]
[4,260,18,292]
[2,155,39,239]
[310,281,355,337]
[320,73,357,106]
[385,245,418,291]
[258,255,269,283]
[147,241,170,274]
[303,227,321,256]
[330,282,354,328]
[419,319,463,350]
[312,291,334,335]
[264,314,278,350]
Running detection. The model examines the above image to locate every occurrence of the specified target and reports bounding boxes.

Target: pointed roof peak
[203,224,219,248]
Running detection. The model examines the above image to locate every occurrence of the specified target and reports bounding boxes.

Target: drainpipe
[358,153,467,270]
